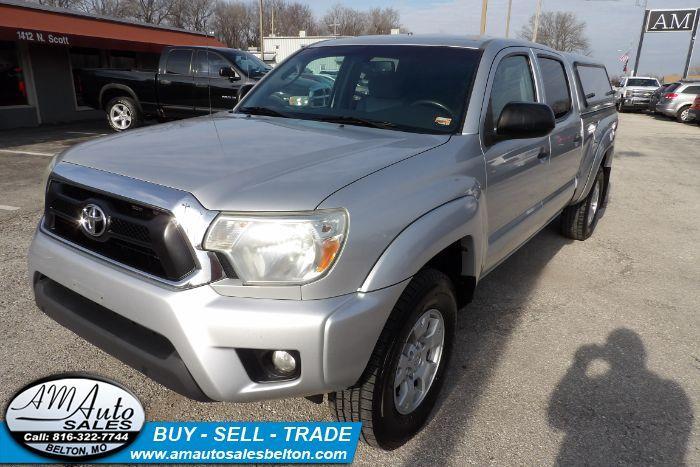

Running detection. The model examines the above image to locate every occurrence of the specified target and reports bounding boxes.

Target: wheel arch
[99,85,142,113]
[359,195,484,308]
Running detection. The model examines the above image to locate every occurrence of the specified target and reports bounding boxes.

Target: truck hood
[62,113,449,211]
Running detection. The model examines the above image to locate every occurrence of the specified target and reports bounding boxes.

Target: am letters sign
[646,9,697,32]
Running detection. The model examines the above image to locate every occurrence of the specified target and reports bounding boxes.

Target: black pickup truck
[78,46,270,131]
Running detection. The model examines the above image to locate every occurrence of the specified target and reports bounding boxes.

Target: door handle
[537,147,549,160]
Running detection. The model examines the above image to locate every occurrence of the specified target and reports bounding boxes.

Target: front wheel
[106,96,140,132]
[329,269,456,450]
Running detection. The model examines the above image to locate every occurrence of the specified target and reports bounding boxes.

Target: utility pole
[682,8,699,79]
[505,0,513,38]
[271,3,275,37]
[258,0,264,59]
[480,0,488,35]
[631,9,649,77]
[532,0,543,42]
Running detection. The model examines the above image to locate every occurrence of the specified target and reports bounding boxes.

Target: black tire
[561,168,605,240]
[105,96,141,132]
[329,269,456,450]
[676,105,692,123]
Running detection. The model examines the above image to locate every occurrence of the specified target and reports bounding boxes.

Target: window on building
[70,48,102,107]
[109,51,136,70]
[0,41,28,107]
[537,56,572,118]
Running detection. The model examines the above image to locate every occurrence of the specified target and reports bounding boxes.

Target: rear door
[535,52,582,218]
[480,48,552,272]
[157,48,195,118]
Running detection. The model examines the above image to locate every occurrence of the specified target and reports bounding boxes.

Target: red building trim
[0,2,224,51]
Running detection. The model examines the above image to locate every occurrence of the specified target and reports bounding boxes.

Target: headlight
[203,209,347,285]
[625,90,632,97]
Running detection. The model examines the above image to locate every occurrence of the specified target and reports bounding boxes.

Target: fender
[571,121,615,204]
[359,193,483,293]
[99,84,142,112]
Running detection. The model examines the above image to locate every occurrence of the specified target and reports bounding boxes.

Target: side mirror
[496,102,555,139]
[219,66,240,81]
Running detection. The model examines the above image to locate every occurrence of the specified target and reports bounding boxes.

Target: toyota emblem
[80,204,108,237]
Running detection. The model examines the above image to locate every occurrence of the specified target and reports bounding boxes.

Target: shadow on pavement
[403,220,572,464]
[548,328,692,465]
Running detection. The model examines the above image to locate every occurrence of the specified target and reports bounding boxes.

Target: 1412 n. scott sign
[646,9,698,32]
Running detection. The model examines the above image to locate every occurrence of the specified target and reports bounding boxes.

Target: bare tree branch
[519,11,590,54]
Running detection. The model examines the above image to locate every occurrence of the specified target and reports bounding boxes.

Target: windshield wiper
[316,115,398,130]
[238,106,285,117]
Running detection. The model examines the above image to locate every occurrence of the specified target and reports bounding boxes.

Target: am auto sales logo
[5,374,145,461]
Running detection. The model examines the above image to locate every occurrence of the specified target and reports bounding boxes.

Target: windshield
[627,78,659,87]
[238,45,481,134]
[229,50,270,78]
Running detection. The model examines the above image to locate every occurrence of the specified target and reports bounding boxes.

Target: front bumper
[29,229,407,402]
[619,97,650,109]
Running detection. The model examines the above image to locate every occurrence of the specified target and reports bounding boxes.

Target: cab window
[575,64,613,108]
[485,54,536,141]
[165,49,192,75]
[537,56,571,119]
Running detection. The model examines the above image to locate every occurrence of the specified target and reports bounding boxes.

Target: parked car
[30,36,616,450]
[615,76,660,112]
[648,82,679,113]
[77,46,270,131]
[688,95,700,123]
[655,80,700,123]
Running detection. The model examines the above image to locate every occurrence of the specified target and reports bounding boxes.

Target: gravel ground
[0,114,698,465]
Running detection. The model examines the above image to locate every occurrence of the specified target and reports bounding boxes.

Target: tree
[170,0,216,31]
[321,4,366,36]
[80,0,131,18]
[128,0,173,24]
[519,11,590,54]
[211,0,257,49]
[365,7,400,35]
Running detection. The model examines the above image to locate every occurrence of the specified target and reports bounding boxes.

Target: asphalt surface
[1,114,698,465]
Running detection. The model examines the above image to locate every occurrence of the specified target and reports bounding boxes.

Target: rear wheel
[561,168,605,240]
[329,269,456,450]
[106,96,140,132]
[677,105,692,123]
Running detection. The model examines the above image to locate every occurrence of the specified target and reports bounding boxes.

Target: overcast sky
[303,0,699,77]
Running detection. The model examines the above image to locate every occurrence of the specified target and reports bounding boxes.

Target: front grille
[43,179,197,282]
[631,90,652,98]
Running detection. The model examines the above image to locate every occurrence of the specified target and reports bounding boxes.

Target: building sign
[15,29,69,45]
[646,9,698,32]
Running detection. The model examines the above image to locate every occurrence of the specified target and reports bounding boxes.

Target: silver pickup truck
[29,35,617,449]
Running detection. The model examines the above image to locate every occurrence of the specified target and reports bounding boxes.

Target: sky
[302,0,700,77]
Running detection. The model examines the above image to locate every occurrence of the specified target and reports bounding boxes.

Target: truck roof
[308,34,606,68]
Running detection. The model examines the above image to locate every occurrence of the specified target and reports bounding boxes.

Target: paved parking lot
[1,114,698,464]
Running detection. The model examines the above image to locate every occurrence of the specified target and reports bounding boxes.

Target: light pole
[532,0,543,43]
[258,0,264,60]
[480,0,488,35]
[505,0,513,38]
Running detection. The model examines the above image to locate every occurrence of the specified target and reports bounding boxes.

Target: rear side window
[537,56,571,118]
[665,83,681,92]
[165,49,192,75]
[575,64,613,108]
[681,85,700,94]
